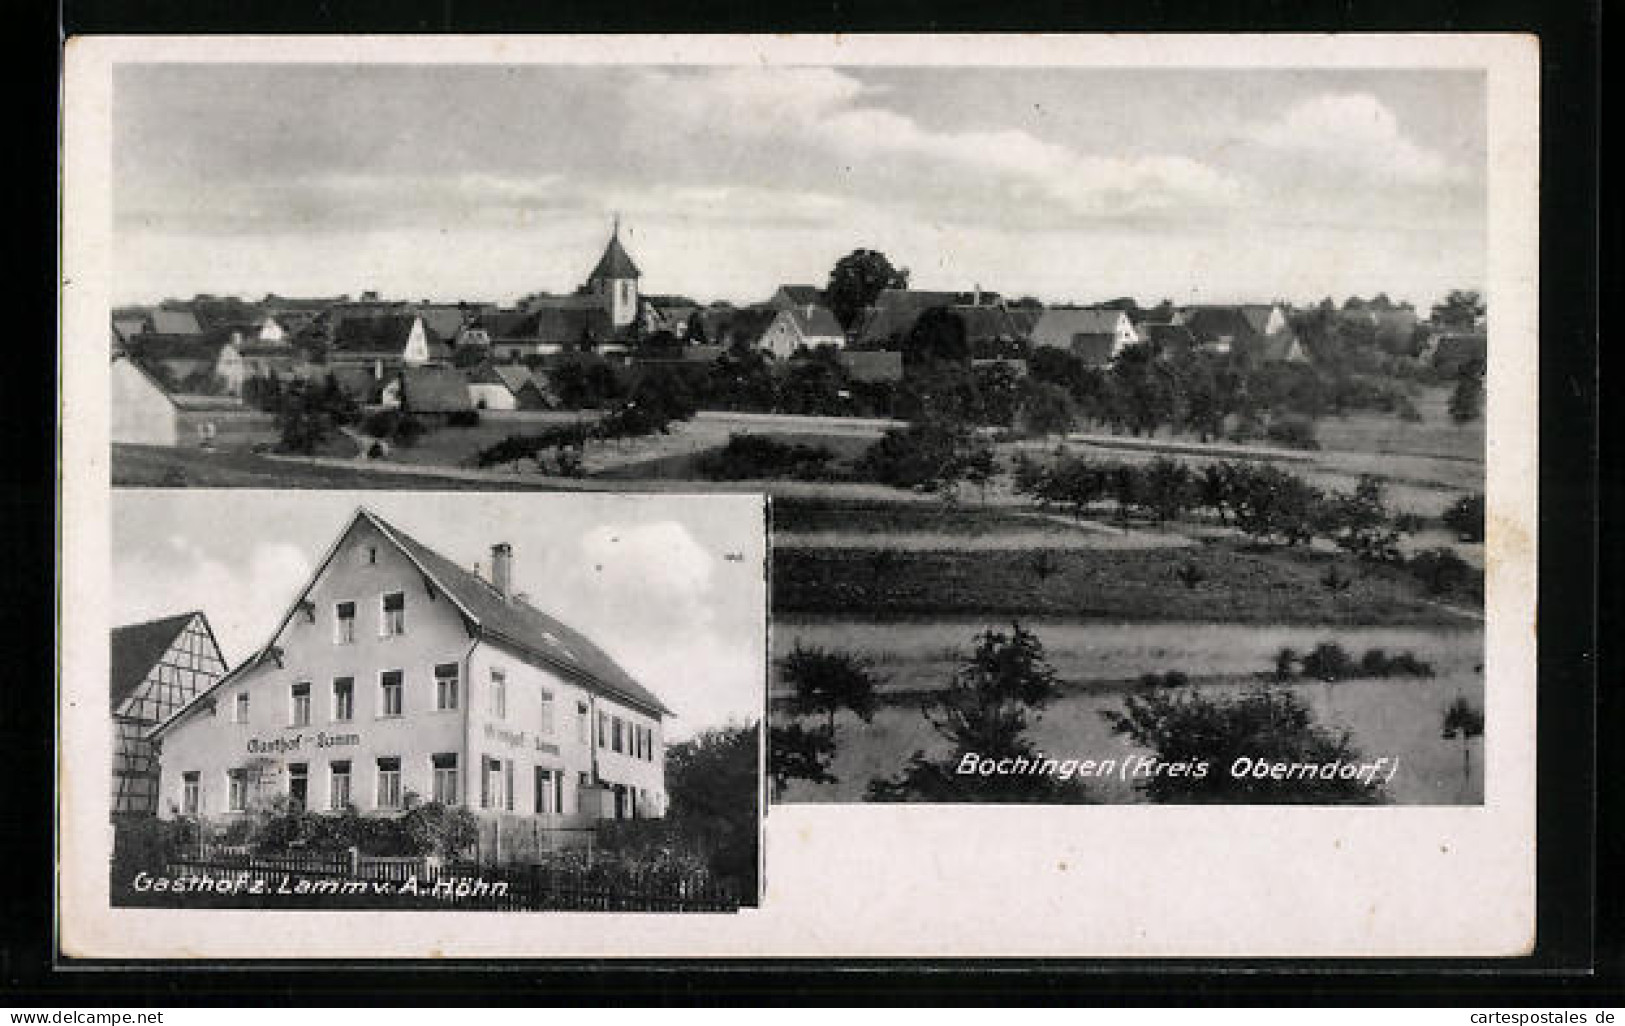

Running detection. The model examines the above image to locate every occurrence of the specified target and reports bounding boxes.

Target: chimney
[490,543,512,598]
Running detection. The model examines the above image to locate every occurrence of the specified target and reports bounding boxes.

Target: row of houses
[110,509,673,832]
[114,226,1483,417]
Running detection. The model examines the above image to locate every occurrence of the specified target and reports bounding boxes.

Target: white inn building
[150,509,671,829]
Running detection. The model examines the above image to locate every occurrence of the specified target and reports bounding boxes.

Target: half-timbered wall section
[110,612,228,816]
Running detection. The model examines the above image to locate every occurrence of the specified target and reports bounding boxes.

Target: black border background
[12,0,1604,1004]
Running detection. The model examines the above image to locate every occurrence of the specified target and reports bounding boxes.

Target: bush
[1406,547,1476,597]
[1265,415,1320,450]
[858,417,979,491]
[1101,684,1386,803]
[446,409,481,428]
[698,434,837,482]
[1443,493,1485,542]
[1300,642,1357,681]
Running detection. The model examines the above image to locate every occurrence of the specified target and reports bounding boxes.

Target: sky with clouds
[111,491,767,740]
[113,64,1484,309]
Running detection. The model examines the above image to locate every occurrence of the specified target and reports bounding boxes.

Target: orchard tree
[868,624,1088,803]
[825,248,909,331]
[780,644,881,736]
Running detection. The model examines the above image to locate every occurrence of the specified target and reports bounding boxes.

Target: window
[489,669,506,719]
[290,682,311,727]
[380,670,403,717]
[376,757,402,809]
[598,711,608,748]
[612,716,624,754]
[434,663,459,711]
[432,753,458,804]
[481,756,504,810]
[538,688,555,736]
[535,768,561,815]
[577,702,589,743]
[334,602,356,644]
[329,761,352,810]
[288,763,308,810]
[332,677,354,721]
[367,546,377,565]
[504,760,514,812]
[227,769,248,812]
[233,692,250,723]
[381,591,405,636]
[181,772,200,816]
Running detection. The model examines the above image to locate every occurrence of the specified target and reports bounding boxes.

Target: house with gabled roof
[387,366,475,418]
[1029,308,1142,367]
[1183,303,1307,363]
[328,313,447,376]
[150,309,205,336]
[149,509,671,829]
[466,363,554,411]
[768,285,825,311]
[755,304,846,360]
[111,611,230,816]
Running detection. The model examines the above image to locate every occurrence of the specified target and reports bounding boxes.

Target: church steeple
[587,217,641,328]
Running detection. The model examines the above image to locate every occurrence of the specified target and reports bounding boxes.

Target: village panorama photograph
[104,60,1487,807]
[105,490,765,910]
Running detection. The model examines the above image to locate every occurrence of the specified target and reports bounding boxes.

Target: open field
[771,542,1477,625]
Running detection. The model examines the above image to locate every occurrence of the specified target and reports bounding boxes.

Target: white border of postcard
[60,32,1538,958]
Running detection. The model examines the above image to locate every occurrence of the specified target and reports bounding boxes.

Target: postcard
[60,32,1538,957]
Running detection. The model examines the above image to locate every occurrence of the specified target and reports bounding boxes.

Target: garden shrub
[1406,547,1475,597]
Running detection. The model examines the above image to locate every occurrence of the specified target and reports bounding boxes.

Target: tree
[780,644,881,736]
[1229,465,1322,546]
[1139,457,1196,524]
[825,248,909,331]
[1442,493,1485,542]
[1431,289,1484,330]
[1314,475,1401,562]
[1017,380,1077,438]
[685,310,709,344]
[902,307,970,370]
[1101,684,1388,803]
[768,722,838,800]
[1449,366,1483,425]
[664,721,761,895]
[1439,695,1484,797]
[868,624,1088,803]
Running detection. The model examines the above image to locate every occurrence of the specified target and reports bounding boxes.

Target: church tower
[587,216,642,329]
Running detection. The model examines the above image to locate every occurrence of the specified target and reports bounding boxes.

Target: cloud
[1247,92,1465,185]
[521,521,763,737]
[625,68,1246,223]
[115,538,314,665]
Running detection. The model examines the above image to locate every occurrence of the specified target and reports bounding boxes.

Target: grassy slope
[772,541,1473,625]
